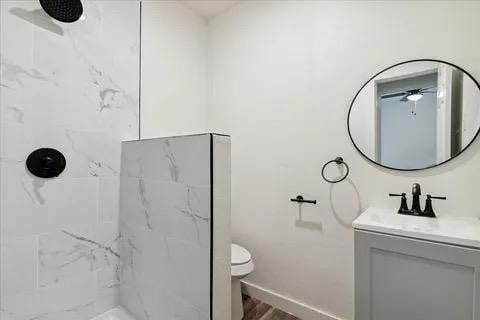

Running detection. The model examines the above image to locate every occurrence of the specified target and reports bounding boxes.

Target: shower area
[0,1,231,319]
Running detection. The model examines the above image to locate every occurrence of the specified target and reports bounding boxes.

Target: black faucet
[411,183,422,215]
[389,183,446,218]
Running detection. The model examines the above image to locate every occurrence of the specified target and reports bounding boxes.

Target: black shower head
[39,0,83,23]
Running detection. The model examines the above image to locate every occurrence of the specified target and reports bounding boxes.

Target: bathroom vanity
[353,208,480,320]
[347,59,480,320]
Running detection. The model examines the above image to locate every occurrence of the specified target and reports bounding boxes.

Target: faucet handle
[423,194,446,218]
[389,193,404,197]
[429,195,447,200]
[389,193,410,214]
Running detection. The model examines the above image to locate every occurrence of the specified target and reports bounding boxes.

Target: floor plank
[242,295,302,320]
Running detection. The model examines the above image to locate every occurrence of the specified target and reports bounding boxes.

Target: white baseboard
[241,280,343,320]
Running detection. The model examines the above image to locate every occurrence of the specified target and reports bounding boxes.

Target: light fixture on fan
[381,86,437,116]
[407,93,423,102]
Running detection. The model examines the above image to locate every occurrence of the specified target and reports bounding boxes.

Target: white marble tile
[119,177,156,231]
[171,184,210,248]
[38,222,120,287]
[165,238,210,312]
[121,135,210,186]
[0,272,98,320]
[119,227,172,320]
[0,122,122,179]
[120,176,211,247]
[119,135,215,320]
[99,176,121,223]
[0,0,139,139]
[171,298,209,320]
[91,307,137,320]
[94,266,121,314]
[212,134,232,320]
[0,169,99,240]
[0,0,140,316]
[0,236,38,292]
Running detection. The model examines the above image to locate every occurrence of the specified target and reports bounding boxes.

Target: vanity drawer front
[355,230,480,320]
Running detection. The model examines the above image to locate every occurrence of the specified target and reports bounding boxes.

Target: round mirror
[348,60,480,171]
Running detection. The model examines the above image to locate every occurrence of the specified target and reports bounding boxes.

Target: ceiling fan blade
[400,94,409,102]
[381,92,407,99]
[419,86,437,93]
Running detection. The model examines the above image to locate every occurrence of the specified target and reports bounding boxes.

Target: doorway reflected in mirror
[348,60,480,170]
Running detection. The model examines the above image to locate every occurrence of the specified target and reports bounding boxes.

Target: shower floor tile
[91,308,135,320]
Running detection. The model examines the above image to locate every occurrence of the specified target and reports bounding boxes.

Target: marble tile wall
[212,134,232,320]
[0,0,140,319]
[119,134,230,320]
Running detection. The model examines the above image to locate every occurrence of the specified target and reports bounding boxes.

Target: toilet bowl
[231,243,254,320]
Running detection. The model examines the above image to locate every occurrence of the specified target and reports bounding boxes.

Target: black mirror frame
[347,59,480,171]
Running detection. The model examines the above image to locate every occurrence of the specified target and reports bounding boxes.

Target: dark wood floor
[242,295,302,320]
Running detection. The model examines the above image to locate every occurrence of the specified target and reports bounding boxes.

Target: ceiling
[181,0,241,19]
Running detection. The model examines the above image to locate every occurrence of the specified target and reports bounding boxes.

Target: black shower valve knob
[26,148,66,178]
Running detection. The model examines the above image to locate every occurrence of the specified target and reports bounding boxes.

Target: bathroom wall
[119,134,231,320]
[141,1,208,139]
[0,0,212,320]
[0,0,211,318]
[207,1,480,319]
[0,0,140,319]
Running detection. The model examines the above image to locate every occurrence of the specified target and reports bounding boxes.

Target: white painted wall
[141,1,208,139]
[207,1,480,319]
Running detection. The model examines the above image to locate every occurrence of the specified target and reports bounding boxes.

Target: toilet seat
[232,243,251,265]
[231,243,254,278]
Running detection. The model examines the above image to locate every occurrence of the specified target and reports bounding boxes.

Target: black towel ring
[322,157,349,183]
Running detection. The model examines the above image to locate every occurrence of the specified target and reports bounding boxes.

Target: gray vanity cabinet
[355,230,480,320]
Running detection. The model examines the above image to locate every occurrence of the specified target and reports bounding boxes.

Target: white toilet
[231,243,254,320]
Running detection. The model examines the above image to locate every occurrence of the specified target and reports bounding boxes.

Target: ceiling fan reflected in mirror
[381,87,437,102]
[381,87,438,115]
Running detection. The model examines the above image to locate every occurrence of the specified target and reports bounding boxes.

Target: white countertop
[352,207,480,249]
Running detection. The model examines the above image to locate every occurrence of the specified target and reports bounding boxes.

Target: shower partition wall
[119,134,231,320]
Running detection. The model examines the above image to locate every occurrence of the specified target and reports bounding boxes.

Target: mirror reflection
[348,60,480,170]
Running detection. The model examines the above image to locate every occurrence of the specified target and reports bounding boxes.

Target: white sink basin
[353,207,480,248]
